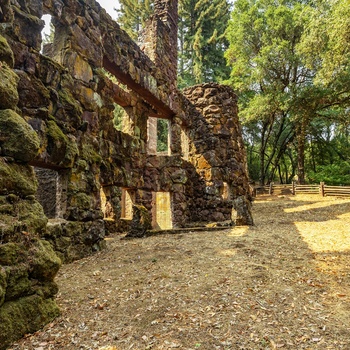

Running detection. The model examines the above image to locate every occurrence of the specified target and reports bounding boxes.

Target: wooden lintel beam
[103,56,174,119]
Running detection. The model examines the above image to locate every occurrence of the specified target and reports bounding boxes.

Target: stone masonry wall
[0,0,252,347]
[0,29,61,349]
[182,83,253,224]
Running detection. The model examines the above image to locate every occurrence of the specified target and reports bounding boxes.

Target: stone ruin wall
[182,84,253,224]
[0,0,253,347]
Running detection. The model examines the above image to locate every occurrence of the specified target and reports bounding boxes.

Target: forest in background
[116,0,350,186]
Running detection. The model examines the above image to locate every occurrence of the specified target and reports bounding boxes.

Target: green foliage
[225,0,312,184]
[116,0,231,86]
[299,0,350,85]
[178,0,231,87]
[42,21,55,46]
[117,0,154,40]
[156,118,169,153]
[225,0,350,185]
[113,103,124,131]
[308,162,350,186]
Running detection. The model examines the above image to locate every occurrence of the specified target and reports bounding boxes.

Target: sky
[97,0,119,19]
[42,0,119,35]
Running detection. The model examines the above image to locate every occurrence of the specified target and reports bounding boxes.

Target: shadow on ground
[10,195,350,350]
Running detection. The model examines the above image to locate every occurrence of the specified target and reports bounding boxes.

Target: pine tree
[117,0,231,86]
[178,0,231,87]
[117,0,154,40]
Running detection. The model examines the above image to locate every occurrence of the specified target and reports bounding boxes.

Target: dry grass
[11,195,350,349]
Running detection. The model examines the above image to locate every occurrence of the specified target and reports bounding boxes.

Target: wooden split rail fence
[253,182,350,197]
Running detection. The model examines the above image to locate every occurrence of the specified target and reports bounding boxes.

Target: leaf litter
[10,194,350,349]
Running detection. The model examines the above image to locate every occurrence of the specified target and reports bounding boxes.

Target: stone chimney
[140,0,178,89]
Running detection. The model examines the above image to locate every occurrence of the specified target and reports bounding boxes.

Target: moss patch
[0,161,38,196]
[57,87,83,124]
[0,64,19,109]
[0,295,60,350]
[46,119,78,167]
[0,35,14,67]
[0,268,7,307]
[0,242,26,265]
[28,240,62,281]
[80,141,102,164]
[17,199,48,234]
[0,198,47,242]
[5,264,32,301]
[0,109,40,162]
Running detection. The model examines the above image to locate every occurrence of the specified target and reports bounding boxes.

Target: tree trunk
[259,130,266,186]
[297,118,307,185]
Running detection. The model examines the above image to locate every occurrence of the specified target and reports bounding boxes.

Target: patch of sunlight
[218,249,237,257]
[226,226,249,237]
[284,198,350,213]
[295,220,350,252]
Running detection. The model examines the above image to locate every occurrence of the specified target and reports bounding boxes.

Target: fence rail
[253,182,350,197]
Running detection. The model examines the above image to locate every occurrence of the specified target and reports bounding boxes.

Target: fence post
[292,181,296,195]
[320,182,325,197]
[269,182,273,195]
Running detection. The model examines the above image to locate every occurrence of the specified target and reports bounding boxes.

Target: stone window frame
[147,116,171,156]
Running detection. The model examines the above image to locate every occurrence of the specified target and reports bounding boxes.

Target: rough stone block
[28,240,62,281]
[45,119,79,167]
[0,161,38,196]
[0,268,6,307]
[0,35,14,67]
[0,295,60,350]
[12,6,43,51]
[17,71,50,109]
[0,63,19,109]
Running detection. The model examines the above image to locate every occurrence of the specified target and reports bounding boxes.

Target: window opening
[41,14,54,54]
[181,127,190,161]
[152,192,172,229]
[147,117,171,155]
[34,167,67,218]
[157,118,170,154]
[100,186,114,219]
[113,104,134,135]
[220,182,230,200]
[113,103,124,131]
[121,188,135,219]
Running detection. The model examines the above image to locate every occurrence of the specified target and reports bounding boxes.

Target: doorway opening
[34,167,68,218]
[152,192,173,229]
[121,188,135,220]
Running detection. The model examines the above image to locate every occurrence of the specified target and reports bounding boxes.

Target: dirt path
[10,195,350,350]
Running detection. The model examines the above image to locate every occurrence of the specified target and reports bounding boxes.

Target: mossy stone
[0,295,60,350]
[46,119,78,167]
[5,264,32,301]
[33,281,59,299]
[70,192,92,210]
[0,63,19,109]
[0,242,26,265]
[28,240,61,281]
[80,141,102,164]
[0,162,38,196]
[127,205,152,237]
[0,35,14,68]
[0,268,7,307]
[57,87,83,124]
[0,109,40,162]
[17,200,48,234]
[62,221,83,237]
